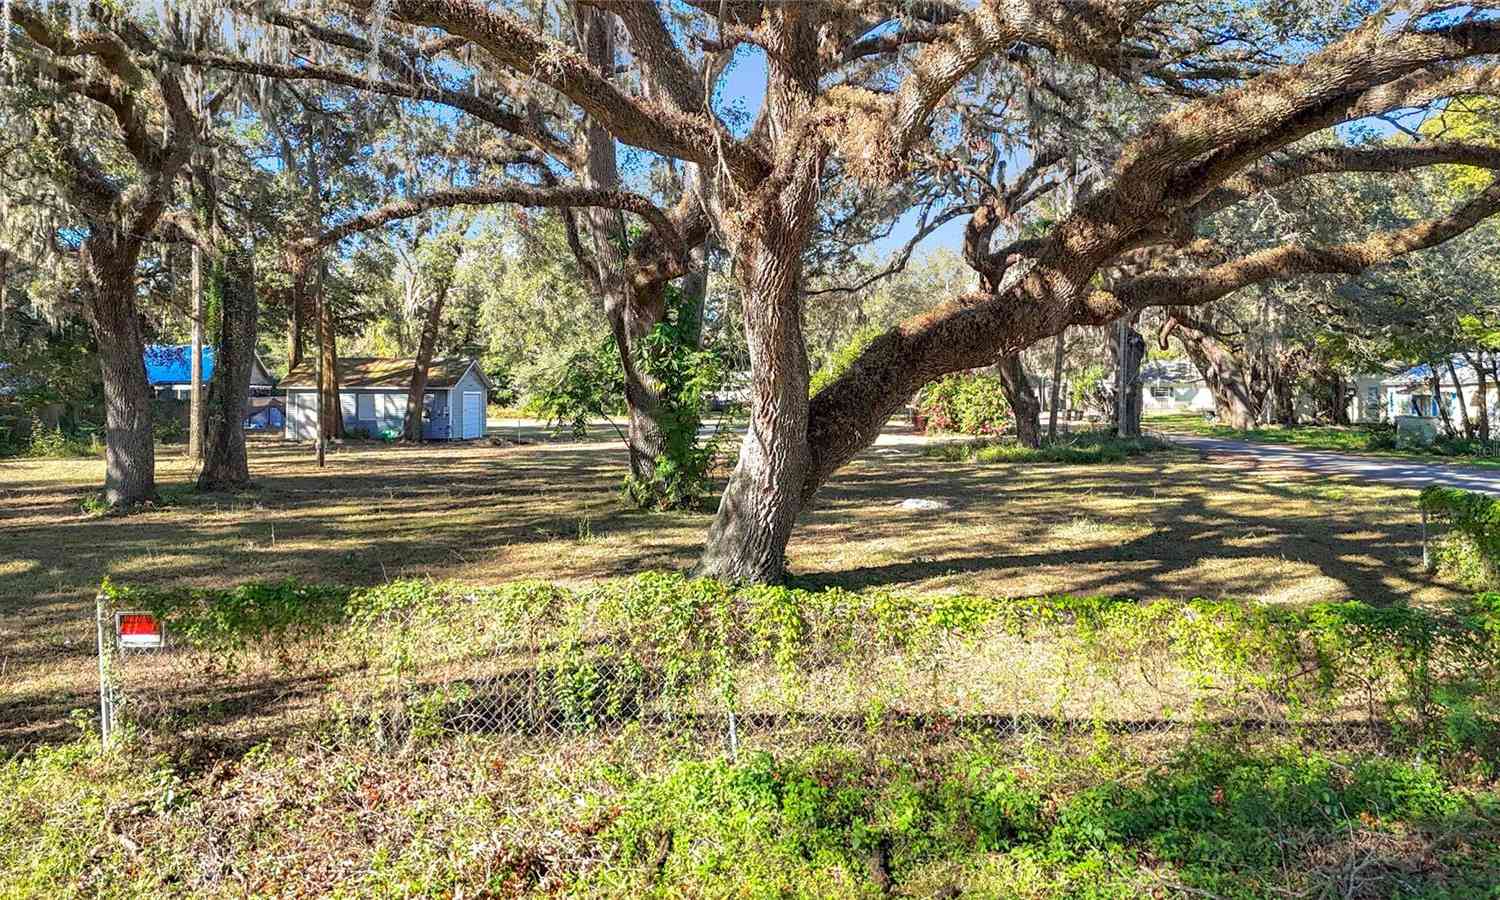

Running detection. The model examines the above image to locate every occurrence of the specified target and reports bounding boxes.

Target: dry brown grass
[0,427,1461,750]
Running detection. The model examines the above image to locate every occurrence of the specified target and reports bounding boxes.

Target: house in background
[1140,360,1215,413]
[1381,360,1500,426]
[144,345,277,400]
[280,357,490,441]
[1347,374,1388,423]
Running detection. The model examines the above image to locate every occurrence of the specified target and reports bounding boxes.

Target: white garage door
[462,391,483,439]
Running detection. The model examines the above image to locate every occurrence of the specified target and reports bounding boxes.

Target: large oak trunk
[198,249,258,490]
[1111,324,1145,437]
[697,228,814,583]
[1166,313,1258,430]
[85,238,156,507]
[1270,367,1297,426]
[996,353,1041,448]
[1195,352,1257,429]
[286,266,307,373]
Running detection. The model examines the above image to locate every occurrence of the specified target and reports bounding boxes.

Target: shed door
[462,391,483,439]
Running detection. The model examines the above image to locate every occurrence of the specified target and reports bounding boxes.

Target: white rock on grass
[898,497,951,512]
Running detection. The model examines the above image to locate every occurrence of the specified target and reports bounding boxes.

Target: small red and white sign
[115,612,164,649]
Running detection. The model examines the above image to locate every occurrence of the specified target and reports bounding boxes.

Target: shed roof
[1380,358,1486,388]
[1139,360,1202,384]
[281,357,487,390]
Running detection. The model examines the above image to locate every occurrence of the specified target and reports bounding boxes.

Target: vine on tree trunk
[532,286,734,511]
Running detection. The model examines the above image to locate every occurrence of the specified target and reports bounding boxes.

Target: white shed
[1140,360,1215,413]
[280,357,490,441]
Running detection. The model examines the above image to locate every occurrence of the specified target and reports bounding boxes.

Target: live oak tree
[167,2,714,503]
[8,3,199,506]
[29,0,1500,579]
[245,2,1500,577]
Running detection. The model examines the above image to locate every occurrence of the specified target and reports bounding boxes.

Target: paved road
[1169,435,1500,494]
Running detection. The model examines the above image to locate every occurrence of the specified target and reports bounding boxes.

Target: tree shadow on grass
[800,453,1447,605]
[0,438,1465,753]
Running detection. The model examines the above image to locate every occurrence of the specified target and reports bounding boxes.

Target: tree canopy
[5,0,1500,579]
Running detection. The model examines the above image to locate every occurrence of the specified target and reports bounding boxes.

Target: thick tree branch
[163,45,581,168]
[1129,16,1500,196]
[1098,180,1500,316]
[589,0,706,114]
[306,183,687,273]
[884,0,1162,153]
[357,0,768,182]
[1194,141,1500,218]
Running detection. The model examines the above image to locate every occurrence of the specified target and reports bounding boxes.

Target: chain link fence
[96,574,1498,763]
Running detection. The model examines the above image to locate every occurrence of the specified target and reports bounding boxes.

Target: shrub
[927,430,1171,465]
[531,289,733,510]
[1431,434,1500,458]
[590,743,1495,897]
[24,423,100,459]
[916,372,1011,435]
[1366,425,1398,450]
[1421,485,1500,588]
[151,413,186,444]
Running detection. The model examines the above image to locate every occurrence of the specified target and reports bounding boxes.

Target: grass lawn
[0,428,1460,751]
[1145,411,1500,468]
[3,431,1494,897]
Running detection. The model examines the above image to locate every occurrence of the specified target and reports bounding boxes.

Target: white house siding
[1348,375,1386,423]
[447,366,489,440]
[1143,383,1214,412]
[1383,382,1500,426]
[286,390,317,440]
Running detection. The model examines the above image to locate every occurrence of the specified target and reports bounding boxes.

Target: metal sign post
[96,598,166,748]
[95,592,114,748]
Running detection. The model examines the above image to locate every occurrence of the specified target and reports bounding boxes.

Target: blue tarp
[144,345,216,385]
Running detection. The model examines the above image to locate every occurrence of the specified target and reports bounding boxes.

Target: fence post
[95,591,115,749]
[1421,505,1433,573]
[726,709,738,762]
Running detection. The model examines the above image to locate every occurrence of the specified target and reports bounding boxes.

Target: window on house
[1366,386,1379,406]
[356,393,375,419]
[1150,386,1171,399]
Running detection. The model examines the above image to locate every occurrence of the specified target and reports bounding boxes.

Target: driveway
[1169,435,1500,494]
